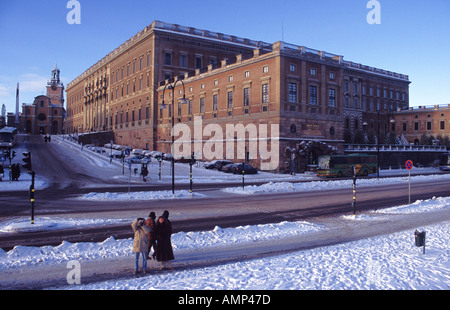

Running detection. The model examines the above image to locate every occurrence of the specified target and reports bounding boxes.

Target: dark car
[231,163,258,174]
[222,163,235,173]
[205,160,219,169]
[216,160,234,171]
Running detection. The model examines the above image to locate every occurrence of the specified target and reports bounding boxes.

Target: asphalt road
[0,135,449,250]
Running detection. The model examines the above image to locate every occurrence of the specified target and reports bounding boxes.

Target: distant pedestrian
[11,164,16,181]
[141,165,149,182]
[12,164,20,181]
[154,210,174,269]
[131,218,151,274]
[145,212,157,260]
[0,164,4,181]
[16,164,21,180]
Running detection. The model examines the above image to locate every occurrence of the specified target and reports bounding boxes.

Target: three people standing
[131,210,174,274]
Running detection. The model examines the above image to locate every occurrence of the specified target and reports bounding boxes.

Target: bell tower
[46,64,65,107]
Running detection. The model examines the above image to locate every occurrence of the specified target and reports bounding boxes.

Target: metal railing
[344,144,448,152]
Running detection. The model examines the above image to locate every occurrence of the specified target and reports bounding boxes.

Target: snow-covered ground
[0,135,449,290]
[0,197,448,290]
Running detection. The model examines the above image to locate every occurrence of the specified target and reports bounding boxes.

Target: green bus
[317,154,377,178]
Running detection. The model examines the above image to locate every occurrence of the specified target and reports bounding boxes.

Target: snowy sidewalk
[1,203,448,290]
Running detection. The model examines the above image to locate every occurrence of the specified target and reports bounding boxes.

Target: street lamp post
[377,109,396,178]
[161,78,188,194]
[377,109,381,178]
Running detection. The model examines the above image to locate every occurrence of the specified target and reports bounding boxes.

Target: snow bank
[223,174,450,195]
[77,190,204,201]
[0,220,323,270]
[375,196,450,214]
[0,173,49,191]
[0,217,129,234]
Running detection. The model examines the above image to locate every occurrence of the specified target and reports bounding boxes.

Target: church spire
[51,64,60,84]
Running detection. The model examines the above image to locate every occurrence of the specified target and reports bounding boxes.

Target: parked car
[222,163,235,173]
[163,153,173,161]
[205,160,219,169]
[147,151,163,158]
[231,163,258,174]
[131,149,145,156]
[92,147,106,154]
[109,150,122,159]
[216,160,234,171]
[127,155,145,164]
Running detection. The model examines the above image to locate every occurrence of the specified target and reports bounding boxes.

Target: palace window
[180,54,187,68]
[213,94,218,111]
[195,56,202,69]
[227,91,234,109]
[243,88,249,106]
[200,97,205,113]
[309,85,317,105]
[328,89,336,107]
[262,84,269,103]
[188,100,193,115]
[288,83,297,103]
[164,52,172,66]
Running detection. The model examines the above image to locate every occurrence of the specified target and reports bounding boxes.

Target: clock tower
[46,64,65,107]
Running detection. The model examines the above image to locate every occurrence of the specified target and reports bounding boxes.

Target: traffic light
[22,152,32,173]
[5,149,16,160]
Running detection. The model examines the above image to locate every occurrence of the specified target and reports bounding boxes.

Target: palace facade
[65,21,411,172]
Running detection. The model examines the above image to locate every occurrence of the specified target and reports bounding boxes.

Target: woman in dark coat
[154,210,174,269]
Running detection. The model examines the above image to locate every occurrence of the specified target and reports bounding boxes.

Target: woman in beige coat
[131,218,151,274]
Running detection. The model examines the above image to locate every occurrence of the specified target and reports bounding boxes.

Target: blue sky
[1,0,449,114]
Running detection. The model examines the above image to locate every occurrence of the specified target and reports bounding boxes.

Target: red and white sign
[405,160,413,170]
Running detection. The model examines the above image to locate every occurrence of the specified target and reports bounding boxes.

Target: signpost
[405,160,413,204]
[352,166,357,216]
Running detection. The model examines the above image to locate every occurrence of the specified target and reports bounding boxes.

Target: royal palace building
[65,20,411,172]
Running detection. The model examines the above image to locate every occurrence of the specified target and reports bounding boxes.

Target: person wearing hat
[145,211,157,260]
[155,210,175,269]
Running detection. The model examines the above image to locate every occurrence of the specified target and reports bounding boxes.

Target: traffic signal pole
[21,152,35,224]
[30,171,35,224]
[352,166,357,216]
